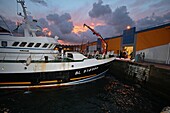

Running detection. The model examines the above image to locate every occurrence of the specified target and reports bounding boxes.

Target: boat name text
[75,67,98,75]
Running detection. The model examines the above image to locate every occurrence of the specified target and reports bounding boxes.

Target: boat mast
[17,0,36,37]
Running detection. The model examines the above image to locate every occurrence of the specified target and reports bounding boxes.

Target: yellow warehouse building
[82,23,170,64]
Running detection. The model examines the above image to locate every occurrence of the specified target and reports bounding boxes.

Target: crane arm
[83,24,101,37]
[83,24,108,54]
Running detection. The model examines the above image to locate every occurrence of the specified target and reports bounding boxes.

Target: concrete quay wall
[108,60,170,101]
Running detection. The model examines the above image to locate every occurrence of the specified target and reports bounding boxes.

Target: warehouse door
[123,46,133,59]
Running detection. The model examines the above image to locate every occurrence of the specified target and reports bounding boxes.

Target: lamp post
[127,25,131,30]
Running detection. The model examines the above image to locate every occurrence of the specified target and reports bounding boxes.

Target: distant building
[80,23,170,64]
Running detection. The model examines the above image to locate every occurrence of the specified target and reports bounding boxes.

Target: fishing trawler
[0,0,115,89]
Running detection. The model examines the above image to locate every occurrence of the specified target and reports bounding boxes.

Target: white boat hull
[0,57,115,89]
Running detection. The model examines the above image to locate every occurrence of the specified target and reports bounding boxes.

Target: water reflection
[0,75,168,113]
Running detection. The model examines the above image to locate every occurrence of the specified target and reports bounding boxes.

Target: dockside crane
[83,24,108,55]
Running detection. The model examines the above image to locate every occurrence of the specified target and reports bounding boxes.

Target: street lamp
[127,25,131,29]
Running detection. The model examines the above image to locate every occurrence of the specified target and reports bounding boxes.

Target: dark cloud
[80,30,98,43]
[45,13,82,44]
[58,21,73,34]
[54,31,83,45]
[104,6,135,34]
[163,12,170,21]
[88,1,135,35]
[88,0,170,37]
[46,14,60,24]
[46,13,71,25]
[60,13,71,22]
[62,33,81,44]
[46,13,73,34]
[48,24,62,37]
[38,18,49,28]
[89,0,112,18]
[136,12,170,30]
[30,0,47,7]
[95,25,116,38]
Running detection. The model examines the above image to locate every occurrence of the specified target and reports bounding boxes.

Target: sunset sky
[0,0,170,44]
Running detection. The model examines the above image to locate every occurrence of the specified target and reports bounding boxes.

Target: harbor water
[0,74,169,113]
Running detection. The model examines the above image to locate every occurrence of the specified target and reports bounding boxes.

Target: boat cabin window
[42,43,49,48]
[48,44,53,48]
[1,41,7,47]
[67,53,73,58]
[34,43,41,47]
[19,42,27,47]
[27,42,34,47]
[12,42,19,46]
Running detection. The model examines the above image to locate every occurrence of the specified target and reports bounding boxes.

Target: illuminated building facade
[81,23,170,64]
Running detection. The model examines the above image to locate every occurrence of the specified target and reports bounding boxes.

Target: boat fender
[26,55,32,66]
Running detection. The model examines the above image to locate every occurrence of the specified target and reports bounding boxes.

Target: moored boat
[0,0,115,89]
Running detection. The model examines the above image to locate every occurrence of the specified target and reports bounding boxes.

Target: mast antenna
[16,0,36,37]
